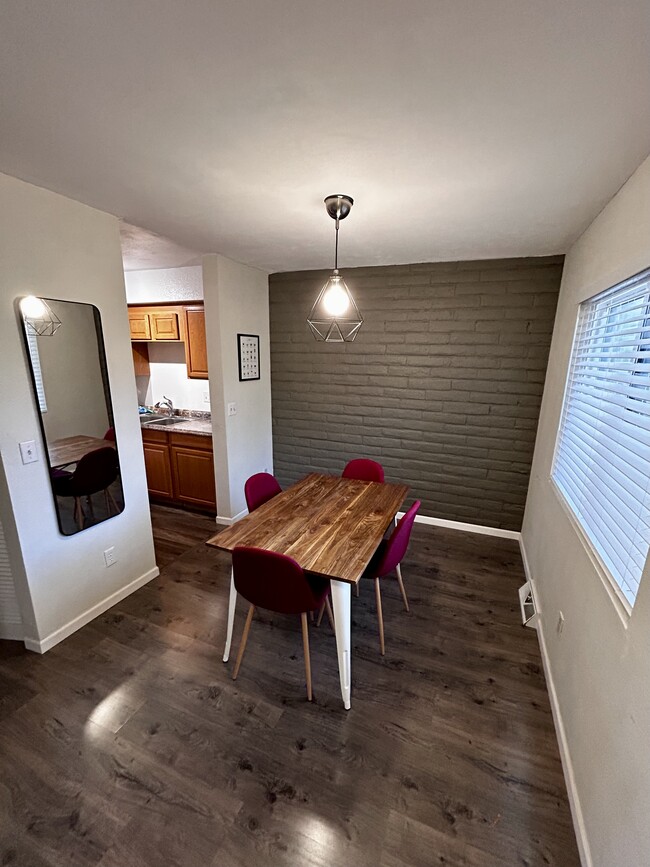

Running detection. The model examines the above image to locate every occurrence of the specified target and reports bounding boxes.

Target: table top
[206,473,409,585]
[48,435,115,469]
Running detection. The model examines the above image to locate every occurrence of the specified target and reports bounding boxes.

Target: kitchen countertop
[140,417,213,437]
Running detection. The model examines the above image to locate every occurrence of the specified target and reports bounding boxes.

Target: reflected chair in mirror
[104,427,116,442]
[245,472,282,513]
[52,446,119,529]
[231,546,334,701]
[359,500,420,655]
[342,458,385,483]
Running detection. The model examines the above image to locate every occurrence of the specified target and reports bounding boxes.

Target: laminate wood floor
[0,503,580,866]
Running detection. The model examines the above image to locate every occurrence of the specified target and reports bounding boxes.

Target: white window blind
[26,331,47,413]
[553,267,650,610]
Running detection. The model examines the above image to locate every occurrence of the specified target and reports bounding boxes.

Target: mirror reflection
[19,297,125,535]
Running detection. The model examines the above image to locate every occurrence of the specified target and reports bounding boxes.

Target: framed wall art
[237,333,260,381]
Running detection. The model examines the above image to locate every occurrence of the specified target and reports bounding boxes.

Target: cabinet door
[170,446,217,510]
[151,311,180,340]
[129,310,151,341]
[143,442,174,499]
[184,307,209,379]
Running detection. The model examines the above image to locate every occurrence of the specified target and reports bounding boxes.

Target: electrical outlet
[103,546,117,567]
[203,390,210,405]
[557,611,565,635]
[227,402,237,417]
[19,440,38,464]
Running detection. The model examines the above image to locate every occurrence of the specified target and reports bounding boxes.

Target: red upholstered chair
[245,472,282,513]
[342,458,385,483]
[104,427,116,442]
[52,447,119,529]
[231,546,334,700]
[362,500,420,655]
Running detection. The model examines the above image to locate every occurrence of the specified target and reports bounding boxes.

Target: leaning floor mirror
[18,296,125,536]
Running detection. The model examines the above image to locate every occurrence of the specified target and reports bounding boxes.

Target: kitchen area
[125,261,217,515]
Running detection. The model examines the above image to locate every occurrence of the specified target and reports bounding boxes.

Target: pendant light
[20,296,62,336]
[307,195,363,342]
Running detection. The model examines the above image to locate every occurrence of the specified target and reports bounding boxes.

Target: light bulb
[322,277,350,317]
[20,295,48,319]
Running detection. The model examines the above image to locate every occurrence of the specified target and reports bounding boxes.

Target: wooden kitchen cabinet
[132,342,150,376]
[142,429,174,500]
[141,427,216,512]
[129,309,152,340]
[184,306,209,379]
[170,432,216,509]
[128,306,182,342]
[150,310,180,340]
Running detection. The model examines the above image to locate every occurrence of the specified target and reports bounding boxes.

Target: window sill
[548,476,631,629]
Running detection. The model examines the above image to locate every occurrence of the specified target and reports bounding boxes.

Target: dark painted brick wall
[269,256,562,531]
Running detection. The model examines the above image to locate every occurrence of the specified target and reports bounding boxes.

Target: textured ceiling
[1,0,649,273]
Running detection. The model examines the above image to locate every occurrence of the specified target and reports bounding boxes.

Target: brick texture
[269,256,562,531]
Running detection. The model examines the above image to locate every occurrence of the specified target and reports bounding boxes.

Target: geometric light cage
[307,274,363,343]
[22,298,62,336]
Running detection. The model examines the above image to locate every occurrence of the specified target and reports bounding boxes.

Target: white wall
[0,173,158,650]
[135,343,210,412]
[202,254,273,520]
[522,153,650,867]
[124,265,203,303]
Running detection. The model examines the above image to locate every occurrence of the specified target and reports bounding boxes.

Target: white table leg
[223,567,237,662]
[330,579,352,710]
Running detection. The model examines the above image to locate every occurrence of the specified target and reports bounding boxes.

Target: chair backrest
[104,427,116,442]
[376,500,420,576]
[342,458,385,483]
[70,447,119,496]
[232,546,326,614]
[245,472,282,512]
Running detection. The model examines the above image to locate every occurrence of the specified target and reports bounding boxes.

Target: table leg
[223,567,237,663]
[330,579,352,710]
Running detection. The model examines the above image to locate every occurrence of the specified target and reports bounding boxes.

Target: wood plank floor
[0,503,580,866]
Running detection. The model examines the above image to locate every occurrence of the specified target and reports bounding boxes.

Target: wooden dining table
[206,472,409,709]
[48,435,115,469]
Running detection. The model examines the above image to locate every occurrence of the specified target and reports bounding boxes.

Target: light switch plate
[227,402,237,417]
[19,440,38,464]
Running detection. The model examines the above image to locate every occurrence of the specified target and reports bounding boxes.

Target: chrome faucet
[155,395,174,417]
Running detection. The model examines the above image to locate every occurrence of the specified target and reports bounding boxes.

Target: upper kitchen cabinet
[128,306,181,342]
[128,302,209,380]
[183,306,208,379]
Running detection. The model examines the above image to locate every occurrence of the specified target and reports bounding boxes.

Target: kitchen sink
[142,417,186,426]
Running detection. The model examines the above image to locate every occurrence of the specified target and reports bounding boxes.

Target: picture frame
[237,333,260,381]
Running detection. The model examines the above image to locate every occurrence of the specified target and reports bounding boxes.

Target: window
[553,267,650,610]
[26,331,47,413]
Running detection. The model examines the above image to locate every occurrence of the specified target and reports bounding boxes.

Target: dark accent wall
[269,256,562,531]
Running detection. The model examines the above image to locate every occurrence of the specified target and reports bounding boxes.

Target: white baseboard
[398,511,521,541]
[0,622,24,641]
[519,537,593,867]
[215,508,248,526]
[23,566,160,654]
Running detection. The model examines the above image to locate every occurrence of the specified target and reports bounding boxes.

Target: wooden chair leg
[87,495,95,521]
[106,488,119,514]
[316,601,326,627]
[355,582,360,597]
[74,497,85,529]
[396,563,410,612]
[309,610,314,623]
[325,597,335,630]
[300,612,312,701]
[233,604,255,680]
[375,577,385,656]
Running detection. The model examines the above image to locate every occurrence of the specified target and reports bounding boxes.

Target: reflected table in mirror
[48,435,115,469]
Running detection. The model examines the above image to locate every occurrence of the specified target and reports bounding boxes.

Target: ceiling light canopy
[307,195,363,343]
